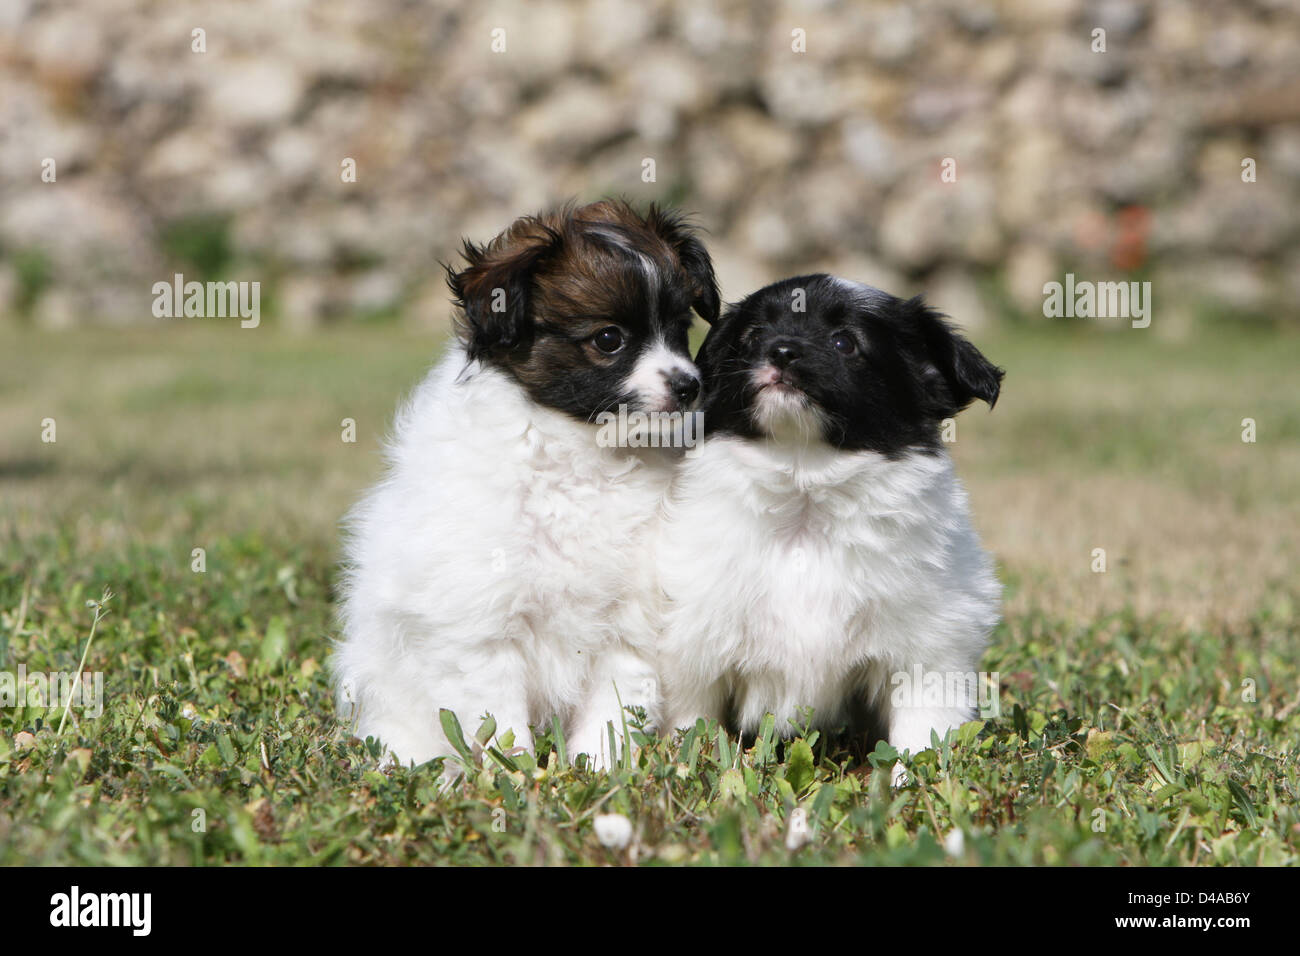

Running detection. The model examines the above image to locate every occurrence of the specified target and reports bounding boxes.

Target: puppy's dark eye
[593,327,625,354]
[831,332,857,355]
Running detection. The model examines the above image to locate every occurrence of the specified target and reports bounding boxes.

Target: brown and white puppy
[450,200,716,418]
[333,200,718,773]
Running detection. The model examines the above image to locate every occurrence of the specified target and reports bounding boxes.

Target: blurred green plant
[159,214,234,279]
[10,247,53,315]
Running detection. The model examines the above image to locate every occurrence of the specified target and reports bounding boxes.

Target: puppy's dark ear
[645,204,721,323]
[446,219,561,360]
[908,297,1004,415]
[693,303,739,378]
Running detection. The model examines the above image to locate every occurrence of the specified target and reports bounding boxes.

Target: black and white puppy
[656,274,1003,781]
[334,200,718,772]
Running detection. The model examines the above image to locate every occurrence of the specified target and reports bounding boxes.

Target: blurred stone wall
[1,0,1297,332]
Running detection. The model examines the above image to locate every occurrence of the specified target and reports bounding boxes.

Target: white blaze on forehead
[585,224,662,316]
[625,338,697,410]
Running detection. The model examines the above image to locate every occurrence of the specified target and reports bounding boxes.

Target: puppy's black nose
[769,341,801,369]
[666,370,701,407]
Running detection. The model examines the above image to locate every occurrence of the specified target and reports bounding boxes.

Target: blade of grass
[57,588,112,737]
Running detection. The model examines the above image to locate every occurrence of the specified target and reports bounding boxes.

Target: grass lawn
[1,318,1297,865]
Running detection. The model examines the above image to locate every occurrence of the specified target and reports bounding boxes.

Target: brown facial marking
[445,199,718,420]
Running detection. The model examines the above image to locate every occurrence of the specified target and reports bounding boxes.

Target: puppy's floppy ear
[644,204,721,323]
[907,297,1004,415]
[693,302,738,378]
[446,218,561,360]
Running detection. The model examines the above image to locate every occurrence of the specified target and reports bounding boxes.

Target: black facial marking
[696,274,1004,456]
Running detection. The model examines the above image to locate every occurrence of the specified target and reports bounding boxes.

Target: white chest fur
[656,436,1000,753]
[334,346,673,768]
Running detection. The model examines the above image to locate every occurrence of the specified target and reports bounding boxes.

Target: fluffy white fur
[656,435,1001,775]
[334,344,676,771]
